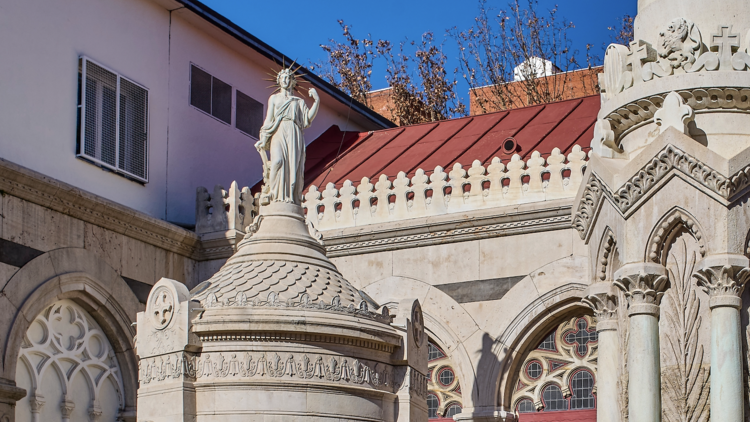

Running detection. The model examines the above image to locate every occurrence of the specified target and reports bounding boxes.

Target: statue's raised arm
[255,67,320,205]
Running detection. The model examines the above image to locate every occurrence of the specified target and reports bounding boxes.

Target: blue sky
[200,0,637,102]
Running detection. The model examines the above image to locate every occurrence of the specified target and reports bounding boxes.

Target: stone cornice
[573,142,750,240]
[0,158,201,258]
[319,199,575,257]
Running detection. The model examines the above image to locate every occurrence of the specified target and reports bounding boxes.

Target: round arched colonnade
[359,266,592,417]
[0,248,140,422]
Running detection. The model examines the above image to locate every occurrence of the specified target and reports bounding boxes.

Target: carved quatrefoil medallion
[151,286,175,330]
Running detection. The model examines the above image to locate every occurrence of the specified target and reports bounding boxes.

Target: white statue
[255,66,320,205]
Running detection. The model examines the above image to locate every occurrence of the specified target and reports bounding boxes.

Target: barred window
[526,360,542,379]
[236,90,264,139]
[77,57,148,182]
[438,368,455,386]
[537,330,556,351]
[445,403,462,417]
[190,64,231,125]
[428,342,446,361]
[427,394,439,419]
[516,399,535,413]
[542,384,567,411]
[570,370,596,409]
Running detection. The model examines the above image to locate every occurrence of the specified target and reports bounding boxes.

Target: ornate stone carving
[582,284,618,324]
[17,300,125,422]
[660,236,710,422]
[597,231,617,281]
[643,18,702,79]
[614,270,669,315]
[693,264,750,308]
[139,351,395,392]
[647,209,706,263]
[572,175,604,240]
[196,181,254,235]
[150,286,175,330]
[654,92,694,134]
[573,144,750,240]
[411,301,424,348]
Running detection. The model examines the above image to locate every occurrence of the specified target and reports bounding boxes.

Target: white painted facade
[0,0,383,227]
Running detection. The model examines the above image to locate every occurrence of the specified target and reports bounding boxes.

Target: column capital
[582,283,618,330]
[694,255,750,309]
[614,263,668,316]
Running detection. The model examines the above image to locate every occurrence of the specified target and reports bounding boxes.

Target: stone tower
[578,0,750,421]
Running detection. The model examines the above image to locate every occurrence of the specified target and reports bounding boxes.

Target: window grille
[526,360,542,379]
[428,342,446,361]
[190,64,232,124]
[516,399,535,413]
[236,90,264,138]
[438,368,455,386]
[427,394,439,418]
[570,370,596,409]
[542,384,567,411]
[77,57,149,182]
[445,404,462,417]
[537,330,556,351]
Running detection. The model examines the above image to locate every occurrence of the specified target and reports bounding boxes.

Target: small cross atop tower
[711,25,740,70]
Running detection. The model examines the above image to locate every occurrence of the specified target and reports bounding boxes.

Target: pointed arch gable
[646,207,707,264]
[0,247,140,415]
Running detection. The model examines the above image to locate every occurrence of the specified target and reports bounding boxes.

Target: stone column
[614,263,668,422]
[582,284,619,422]
[693,255,750,422]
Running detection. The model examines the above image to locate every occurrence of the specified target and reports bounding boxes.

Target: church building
[1,0,750,421]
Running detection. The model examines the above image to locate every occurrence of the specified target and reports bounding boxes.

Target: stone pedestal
[582,284,619,422]
[615,263,668,422]
[0,379,27,422]
[694,255,750,422]
[137,202,426,422]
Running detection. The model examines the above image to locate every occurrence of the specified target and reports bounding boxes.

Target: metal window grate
[236,90,264,138]
[542,384,567,411]
[190,64,232,125]
[78,57,149,182]
[570,370,596,409]
[516,399,535,413]
[427,394,439,419]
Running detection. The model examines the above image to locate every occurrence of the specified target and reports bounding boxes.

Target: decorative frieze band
[196,331,395,354]
[573,144,750,239]
[139,351,396,393]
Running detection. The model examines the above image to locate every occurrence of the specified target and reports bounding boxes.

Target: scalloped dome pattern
[191,260,361,307]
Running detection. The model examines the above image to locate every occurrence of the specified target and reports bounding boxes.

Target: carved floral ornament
[693,264,750,307]
[596,18,750,149]
[573,143,750,239]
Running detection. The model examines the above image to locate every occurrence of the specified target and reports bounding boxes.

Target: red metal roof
[252,95,599,193]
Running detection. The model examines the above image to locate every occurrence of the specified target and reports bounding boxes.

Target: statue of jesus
[255,67,320,205]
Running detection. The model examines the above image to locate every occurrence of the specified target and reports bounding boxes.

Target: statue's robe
[260,94,311,204]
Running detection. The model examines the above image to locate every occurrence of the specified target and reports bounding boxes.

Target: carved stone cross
[153,289,174,328]
[626,40,656,85]
[712,25,740,70]
[563,318,598,357]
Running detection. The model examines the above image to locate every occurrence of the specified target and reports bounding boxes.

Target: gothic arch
[646,207,707,264]
[360,276,480,409]
[0,248,140,419]
[493,283,589,410]
[596,228,618,282]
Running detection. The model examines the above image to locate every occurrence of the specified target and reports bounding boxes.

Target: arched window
[516,399,535,413]
[445,403,462,417]
[15,299,125,421]
[542,384,567,411]
[570,370,596,409]
[427,394,439,418]
[438,367,455,387]
[511,315,598,414]
[428,342,446,361]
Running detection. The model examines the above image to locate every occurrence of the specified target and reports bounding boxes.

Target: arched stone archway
[0,248,140,422]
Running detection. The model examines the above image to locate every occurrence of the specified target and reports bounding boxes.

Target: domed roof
[190,202,369,312]
[191,260,360,307]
